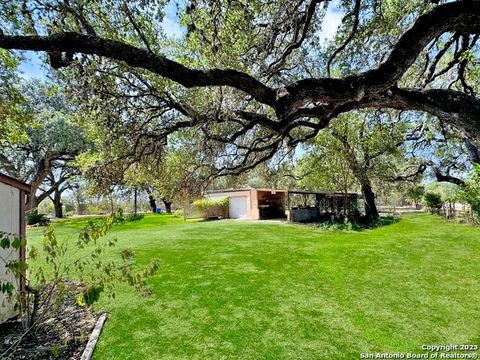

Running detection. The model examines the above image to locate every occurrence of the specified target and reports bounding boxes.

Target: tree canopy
[0,80,91,212]
[0,0,479,176]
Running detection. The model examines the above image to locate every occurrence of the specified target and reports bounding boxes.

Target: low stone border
[80,313,108,360]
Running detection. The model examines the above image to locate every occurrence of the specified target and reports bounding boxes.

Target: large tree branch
[0,32,277,107]
[431,166,465,187]
[359,1,480,92]
[1,1,480,142]
[366,88,480,139]
[267,0,325,77]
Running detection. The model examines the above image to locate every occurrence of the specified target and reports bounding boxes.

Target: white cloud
[19,52,47,79]
[162,16,184,39]
[161,0,185,39]
[321,1,343,43]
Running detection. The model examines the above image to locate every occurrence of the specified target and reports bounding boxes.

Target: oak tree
[1,1,479,192]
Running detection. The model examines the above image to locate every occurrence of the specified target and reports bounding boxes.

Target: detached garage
[0,173,30,323]
[206,188,360,221]
[206,188,287,220]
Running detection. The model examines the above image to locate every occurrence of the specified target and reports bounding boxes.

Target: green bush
[172,209,184,218]
[316,215,399,231]
[457,165,480,221]
[27,213,50,226]
[125,213,144,222]
[192,197,229,218]
[422,192,443,213]
[114,209,145,223]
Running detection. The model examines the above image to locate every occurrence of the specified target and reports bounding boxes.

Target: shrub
[457,165,480,222]
[422,192,443,213]
[173,209,183,218]
[125,213,144,222]
[192,197,229,218]
[27,213,50,226]
[316,215,399,231]
[113,209,144,223]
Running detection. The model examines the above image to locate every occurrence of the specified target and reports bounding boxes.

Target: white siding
[207,190,253,219]
[228,196,248,219]
[0,182,21,322]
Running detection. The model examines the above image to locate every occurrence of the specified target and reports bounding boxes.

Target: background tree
[45,167,79,218]
[406,185,425,209]
[0,49,29,144]
[136,145,206,213]
[458,165,480,222]
[298,110,424,220]
[0,81,91,214]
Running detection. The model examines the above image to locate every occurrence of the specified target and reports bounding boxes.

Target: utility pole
[134,188,138,215]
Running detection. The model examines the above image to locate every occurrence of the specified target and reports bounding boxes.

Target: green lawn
[27,214,480,359]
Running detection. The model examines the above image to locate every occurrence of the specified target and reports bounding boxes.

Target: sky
[18,0,342,80]
[18,0,185,79]
[322,1,343,43]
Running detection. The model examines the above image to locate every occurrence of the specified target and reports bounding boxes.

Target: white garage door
[229,196,248,219]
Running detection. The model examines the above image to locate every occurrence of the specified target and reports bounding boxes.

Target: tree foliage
[0,49,29,144]
[422,192,443,214]
[406,185,425,208]
[0,0,479,178]
[297,110,423,218]
[0,80,91,213]
[458,165,480,220]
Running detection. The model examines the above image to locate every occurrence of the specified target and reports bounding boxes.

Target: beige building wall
[207,189,288,220]
[207,189,259,219]
[0,182,21,322]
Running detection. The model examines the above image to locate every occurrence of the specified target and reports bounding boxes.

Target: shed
[206,188,359,221]
[286,190,359,223]
[206,188,288,219]
[0,173,30,323]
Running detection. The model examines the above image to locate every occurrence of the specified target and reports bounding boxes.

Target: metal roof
[206,188,358,196]
[206,187,288,194]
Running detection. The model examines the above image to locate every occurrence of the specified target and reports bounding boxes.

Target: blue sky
[18,52,45,79]
[18,0,184,80]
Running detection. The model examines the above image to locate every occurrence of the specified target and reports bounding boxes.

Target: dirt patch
[0,283,99,359]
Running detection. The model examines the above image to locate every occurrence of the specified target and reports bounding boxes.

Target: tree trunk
[361,181,379,221]
[133,188,138,215]
[148,195,157,213]
[163,199,172,213]
[53,190,63,218]
[26,194,38,215]
[109,193,114,214]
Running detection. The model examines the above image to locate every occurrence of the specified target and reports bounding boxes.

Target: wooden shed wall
[0,181,22,323]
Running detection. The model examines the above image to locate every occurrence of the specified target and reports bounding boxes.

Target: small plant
[113,208,126,224]
[120,248,135,261]
[172,209,183,218]
[0,210,160,358]
[27,213,50,226]
[422,192,443,214]
[125,213,144,222]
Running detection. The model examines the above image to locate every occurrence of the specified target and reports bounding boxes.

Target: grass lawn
[27,213,480,359]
